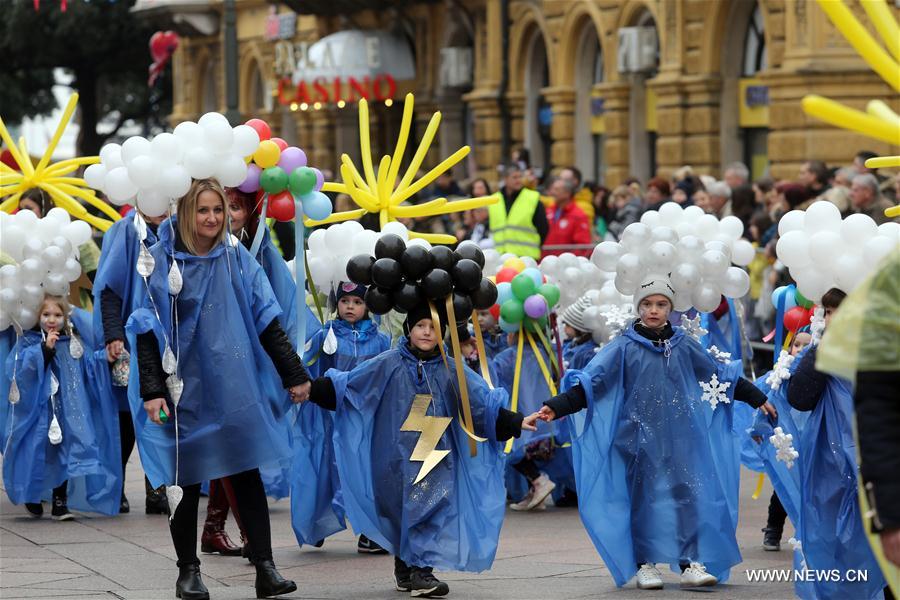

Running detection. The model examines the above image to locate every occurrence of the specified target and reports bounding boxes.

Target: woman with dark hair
[590,184,612,240]
[776,182,810,212]
[129,178,309,599]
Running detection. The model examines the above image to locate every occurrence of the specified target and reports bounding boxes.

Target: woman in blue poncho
[292,281,390,552]
[786,288,886,600]
[129,178,310,600]
[537,276,774,591]
[302,303,538,598]
[94,208,169,516]
[3,295,121,520]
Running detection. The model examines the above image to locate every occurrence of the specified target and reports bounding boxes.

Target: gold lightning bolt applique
[401,394,451,484]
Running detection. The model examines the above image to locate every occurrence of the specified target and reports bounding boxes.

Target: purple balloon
[238,163,261,193]
[312,167,324,192]
[523,295,548,319]
[277,147,307,173]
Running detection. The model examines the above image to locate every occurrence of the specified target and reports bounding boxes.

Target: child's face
[39,301,65,333]
[563,324,577,340]
[460,339,478,360]
[790,332,812,356]
[638,295,672,329]
[410,319,438,352]
[338,295,366,324]
[477,309,496,331]
[824,305,839,328]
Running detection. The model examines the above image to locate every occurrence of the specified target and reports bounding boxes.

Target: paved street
[1,463,795,600]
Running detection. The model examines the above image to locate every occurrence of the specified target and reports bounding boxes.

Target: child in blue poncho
[537,277,774,591]
[302,304,538,598]
[292,281,390,553]
[786,288,886,600]
[560,296,599,371]
[3,295,121,520]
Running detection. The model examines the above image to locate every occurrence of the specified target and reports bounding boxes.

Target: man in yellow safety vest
[488,163,549,259]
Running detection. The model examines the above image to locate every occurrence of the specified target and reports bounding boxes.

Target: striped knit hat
[560,295,593,334]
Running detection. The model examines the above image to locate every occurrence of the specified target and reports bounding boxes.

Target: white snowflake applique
[765,350,795,390]
[699,374,731,409]
[770,426,799,468]
[810,306,826,346]
[601,305,633,337]
[680,314,707,342]
[707,345,732,362]
[788,537,807,570]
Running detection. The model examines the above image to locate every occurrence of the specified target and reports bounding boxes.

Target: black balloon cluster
[346,236,499,317]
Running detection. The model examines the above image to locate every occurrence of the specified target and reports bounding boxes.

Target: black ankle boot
[254,559,297,598]
[175,563,209,600]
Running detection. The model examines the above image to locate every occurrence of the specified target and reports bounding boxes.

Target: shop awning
[295,30,415,81]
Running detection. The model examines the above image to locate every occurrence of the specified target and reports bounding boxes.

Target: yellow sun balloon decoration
[306,93,497,243]
[0,93,120,231]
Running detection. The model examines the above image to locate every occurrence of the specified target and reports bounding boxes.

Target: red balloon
[495,267,518,284]
[268,191,295,221]
[271,137,288,151]
[245,118,271,141]
[149,31,179,63]
[489,304,501,322]
[783,305,811,332]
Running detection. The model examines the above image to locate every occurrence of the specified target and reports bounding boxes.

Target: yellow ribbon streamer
[525,330,558,396]
[503,332,526,454]
[471,311,494,389]
[752,472,766,500]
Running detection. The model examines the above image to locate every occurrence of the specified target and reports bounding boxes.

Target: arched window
[743,5,767,76]
[574,24,604,182]
[524,30,551,174]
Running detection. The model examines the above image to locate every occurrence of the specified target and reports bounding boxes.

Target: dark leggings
[513,458,540,482]
[119,411,135,482]
[767,491,787,532]
[170,468,271,567]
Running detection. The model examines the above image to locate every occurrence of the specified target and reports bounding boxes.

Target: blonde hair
[611,185,631,201]
[177,178,228,255]
[40,295,71,333]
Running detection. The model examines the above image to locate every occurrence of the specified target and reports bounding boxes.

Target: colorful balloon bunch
[493,257,560,334]
[591,204,754,313]
[0,209,91,330]
[86,112,260,217]
[345,238,498,318]
[236,119,331,223]
[775,201,899,301]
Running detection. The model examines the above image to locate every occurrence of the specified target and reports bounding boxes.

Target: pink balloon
[312,167,324,192]
[523,295,548,318]
[238,164,261,193]
[277,147,307,173]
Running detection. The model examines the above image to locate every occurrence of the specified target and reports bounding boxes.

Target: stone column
[541,86,576,170]
[595,81,630,187]
[462,91,503,181]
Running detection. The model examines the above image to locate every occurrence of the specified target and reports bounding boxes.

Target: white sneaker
[635,563,664,590]
[680,562,717,587]
[509,488,535,511]
[524,474,556,510]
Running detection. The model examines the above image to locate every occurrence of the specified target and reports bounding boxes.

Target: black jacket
[856,370,900,530]
[545,321,767,418]
[786,345,827,412]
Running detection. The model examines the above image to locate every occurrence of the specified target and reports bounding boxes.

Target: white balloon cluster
[539,252,612,312]
[774,201,899,301]
[0,209,91,330]
[581,288,635,345]
[590,204,753,313]
[305,221,433,295]
[83,112,261,218]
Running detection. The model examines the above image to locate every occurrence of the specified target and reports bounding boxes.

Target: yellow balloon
[503,258,527,273]
[253,140,281,168]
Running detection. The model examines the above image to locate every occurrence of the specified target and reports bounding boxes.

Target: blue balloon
[498,316,520,334]
[496,281,513,305]
[301,191,333,221]
[522,267,543,288]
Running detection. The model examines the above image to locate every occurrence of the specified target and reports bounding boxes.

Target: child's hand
[759,401,778,420]
[538,405,556,422]
[144,398,167,425]
[521,412,541,432]
[45,330,60,349]
[106,339,125,363]
[289,382,311,404]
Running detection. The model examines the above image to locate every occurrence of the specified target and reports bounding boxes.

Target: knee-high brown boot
[200,479,241,556]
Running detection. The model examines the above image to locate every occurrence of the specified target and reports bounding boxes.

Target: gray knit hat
[560,295,593,334]
[633,275,676,313]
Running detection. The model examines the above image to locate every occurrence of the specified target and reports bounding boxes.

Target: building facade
[153,0,899,187]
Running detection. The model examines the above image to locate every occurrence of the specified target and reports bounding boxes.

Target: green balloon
[500,298,525,323]
[795,289,814,309]
[538,283,560,308]
[260,166,288,194]
[289,167,317,196]
[511,273,536,301]
[523,315,548,333]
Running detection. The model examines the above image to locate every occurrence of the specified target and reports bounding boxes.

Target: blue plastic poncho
[125,218,292,488]
[561,324,744,587]
[793,376,885,600]
[92,210,158,412]
[493,342,575,502]
[291,317,390,545]
[327,339,508,572]
[565,339,599,371]
[482,331,507,361]
[700,300,743,360]
[2,310,121,515]
[246,228,320,499]
[0,327,17,451]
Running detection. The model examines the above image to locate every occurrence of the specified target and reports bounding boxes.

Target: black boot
[762,527,782,551]
[254,559,297,598]
[175,563,209,600]
[120,490,130,514]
